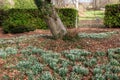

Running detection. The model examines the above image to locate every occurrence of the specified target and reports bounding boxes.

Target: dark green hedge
[104,4,120,28]
[0,10,6,26]
[2,8,78,33]
[58,8,78,28]
[2,9,46,33]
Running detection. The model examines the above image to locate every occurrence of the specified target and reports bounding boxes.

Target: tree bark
[34,0,67,39]
[45,8,67,39]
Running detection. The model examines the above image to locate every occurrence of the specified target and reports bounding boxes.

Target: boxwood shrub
[58,8,78,28]
[0,9,6,26]
[2,9,46,33]
[2,8,78,33]
[104,4,120,28]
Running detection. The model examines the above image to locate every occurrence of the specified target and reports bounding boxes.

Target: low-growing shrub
[105,73,119,80]
[61,60,70,67]
[78,32,117,39]
[95,51,105,57]
[21,49,32,55]
[84,58,97,67]
[92,74,105,80]
[48,61,58,70]
[31,63,43,75]
[58,67,68,77]
[108,48,120,60]
[0,45,120,79]
[0,47,18,58]
[111,66,120,73]
[104,4,120,28]
[63,49,91,57]
[110,59,120,66]
[93,67,103,75]
[16,61,33,70]
[41,71,53,80]
[65,53,77,61]
[0,49,7,58]
[73,66,89,75]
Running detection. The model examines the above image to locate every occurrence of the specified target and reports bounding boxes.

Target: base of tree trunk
[45,8,67,39]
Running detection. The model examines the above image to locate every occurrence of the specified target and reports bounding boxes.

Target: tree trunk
[44,8,67,39]
[34,0,67,39]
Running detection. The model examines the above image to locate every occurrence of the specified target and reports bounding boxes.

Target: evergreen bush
[2,8,78,33]
[104,4,120,28]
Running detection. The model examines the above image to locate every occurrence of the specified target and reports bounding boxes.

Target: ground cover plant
[0,1,120,80]
[0,28,120,80]
[0,46,120,80]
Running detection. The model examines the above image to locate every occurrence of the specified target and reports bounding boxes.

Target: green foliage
[58,67,68,77]
[42,54,59,63]
[79,56,86,61]
[92,74,105,80]
[105,73,119,80]
[111,66,120,73]
[0,10,6,26]
[14,0,37,9]
[0,49,7,58]
[93,67,102,75]
[16,61,33,71]
[110,59,120,66]
[62,49,91,63]
[0,38,120,80]
[41,71,53,80]
[78,31,117,39]
[73,66,89,75]
[21,49,33,55]
[84,58,97,67]
[2,9,45,33]
[104,4,120,28]
[49,61,58,70]
[60,60,70,67]
[5,47,18,55]
[108,48,120,69]
[58,8,78,28]
[31,63,43,75]
[0,47,18,58]
[41,52,60,70]
[65,53,77,61]
[2,8,77,33]
[31,47,45,55]
[95,51,105,56]
[16,59,44,76]
[63,49,91,57]
[68,72,82,80]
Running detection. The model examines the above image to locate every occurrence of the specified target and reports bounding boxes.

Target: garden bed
[0,46,120,80]
[0,27,120,80]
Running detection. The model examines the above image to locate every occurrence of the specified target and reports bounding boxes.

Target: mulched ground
[0,27,120,80]
[0,27,120,53]
[39,33,120,53]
